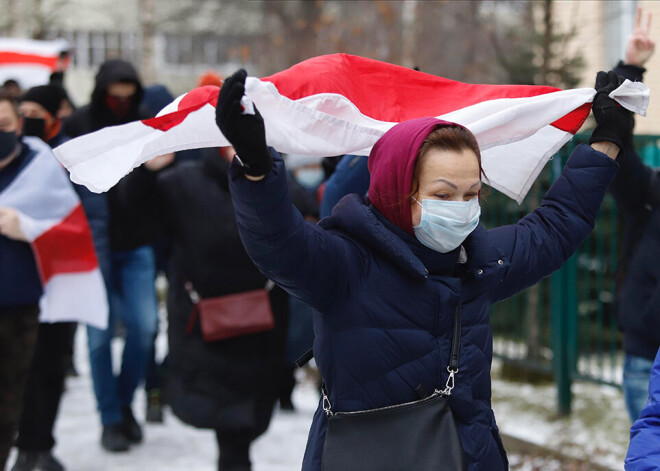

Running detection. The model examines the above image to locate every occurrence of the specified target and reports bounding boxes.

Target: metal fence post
[548,149,579,416]
[551,263,572,416]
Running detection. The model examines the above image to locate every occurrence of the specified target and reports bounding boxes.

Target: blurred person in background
[139,82,177,424]
[49,51,75,120]
[10,84,81,471]
[64,59,165,452]
[1,80,21,100]
[318,154,369,219]
[0,92,41,471]
[215,68,631,471]
[157,146,288,471]
[607,7,660,423]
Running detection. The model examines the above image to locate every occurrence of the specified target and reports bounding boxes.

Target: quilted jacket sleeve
[488,144,619,303]
[625,347,660,471]
[228,150,364,313]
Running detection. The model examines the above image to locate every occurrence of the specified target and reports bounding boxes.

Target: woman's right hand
[589,70,634,160]
[215,69,273,178]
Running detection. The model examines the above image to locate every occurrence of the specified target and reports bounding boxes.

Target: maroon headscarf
[368,117,460,235]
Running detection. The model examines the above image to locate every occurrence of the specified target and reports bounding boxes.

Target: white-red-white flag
[0,137,108,328]
[54,53,649,202]
[0,38,70,89]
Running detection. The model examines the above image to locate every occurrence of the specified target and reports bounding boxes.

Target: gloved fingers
[608,69,625,87]
[223,69,247,90]
[220,82,246,109]
[219,100,244,126]
[218,69,247,106]
[594,70,609,90]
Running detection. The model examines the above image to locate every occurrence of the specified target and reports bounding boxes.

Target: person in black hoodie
[64,59,166,452]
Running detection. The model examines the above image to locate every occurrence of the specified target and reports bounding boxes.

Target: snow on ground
[7,330,632,471]
[492,359,630,471]
[7,327,319,471]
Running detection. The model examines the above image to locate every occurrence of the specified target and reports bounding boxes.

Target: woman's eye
[434,194,450,199]
[465,193,478,200]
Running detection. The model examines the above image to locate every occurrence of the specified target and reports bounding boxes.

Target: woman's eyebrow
[431,178,457,189]
[470,181,482,189]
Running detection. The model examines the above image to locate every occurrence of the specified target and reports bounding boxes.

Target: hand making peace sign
[625,6,655,67]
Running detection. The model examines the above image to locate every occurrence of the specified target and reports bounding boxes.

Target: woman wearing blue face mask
[215,69,631,471]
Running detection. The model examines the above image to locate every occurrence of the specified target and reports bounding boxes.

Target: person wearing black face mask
[10,85,84,471]
[18,85,67,146]
[0,93,45,471]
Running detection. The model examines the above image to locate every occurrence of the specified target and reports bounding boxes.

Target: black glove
[589,70,634,152]
[215,69,273,176]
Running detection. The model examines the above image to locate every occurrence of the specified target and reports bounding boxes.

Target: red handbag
[185,280,275,342]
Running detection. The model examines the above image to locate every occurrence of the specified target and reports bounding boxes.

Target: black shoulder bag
[320,305,465,471]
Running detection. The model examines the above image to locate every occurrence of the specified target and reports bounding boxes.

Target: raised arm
[610,7,657,217]
[217,70,364,313]
[490,70,631,302]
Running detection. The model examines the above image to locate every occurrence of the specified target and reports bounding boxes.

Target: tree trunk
[138,0,157,85]
[540,0,553,84]
[401,0,417,69]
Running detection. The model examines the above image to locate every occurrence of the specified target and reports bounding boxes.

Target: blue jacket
[626,346,660,470]
[228,145,618,471]
[51,129,111,281]
[319,154,370,218]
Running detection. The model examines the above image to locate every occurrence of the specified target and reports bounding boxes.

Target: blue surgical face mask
[295,168,324,190]
[412,197,481,253]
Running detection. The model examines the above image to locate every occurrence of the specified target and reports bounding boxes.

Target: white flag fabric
[0,138,108,328]
[0,38,70,89]
[54,53,649,203]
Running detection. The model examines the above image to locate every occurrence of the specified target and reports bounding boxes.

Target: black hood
[90,59,144,125]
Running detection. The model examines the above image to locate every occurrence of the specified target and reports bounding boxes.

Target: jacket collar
[320,194,504,282]
[321,194,471,281]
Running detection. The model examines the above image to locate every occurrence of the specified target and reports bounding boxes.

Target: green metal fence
[486,134,660,415]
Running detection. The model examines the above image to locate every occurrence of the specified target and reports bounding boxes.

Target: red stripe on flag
[550,102,591,133]
[0,51,58,68]
[142,86,219,131]
[261,54,568,123]
[32,204,98,283]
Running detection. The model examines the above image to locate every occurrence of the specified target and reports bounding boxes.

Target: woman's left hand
[589,70,634,159]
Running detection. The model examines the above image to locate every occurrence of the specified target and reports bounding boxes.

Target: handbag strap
[322,302,462,416]
[440,303,461,397]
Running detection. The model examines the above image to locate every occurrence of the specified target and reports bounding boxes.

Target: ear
[16,117,22,136]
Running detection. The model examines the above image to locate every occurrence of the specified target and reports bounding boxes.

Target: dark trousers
[15,322,76,451]
[0,306,39,469]
[215,431,252,471]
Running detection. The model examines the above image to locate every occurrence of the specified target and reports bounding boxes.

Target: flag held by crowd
[0,137,108,329]
[0,38,70,90]
[54,53,649,202]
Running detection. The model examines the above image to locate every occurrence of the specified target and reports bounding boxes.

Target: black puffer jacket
[157,151,288,435]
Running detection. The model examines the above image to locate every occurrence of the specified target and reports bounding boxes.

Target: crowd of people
[1,7,660,471]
